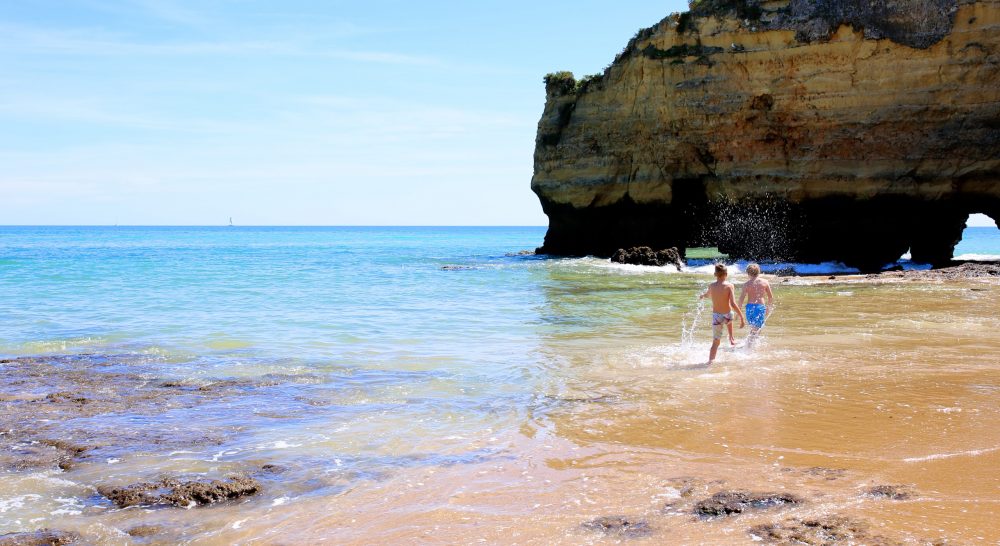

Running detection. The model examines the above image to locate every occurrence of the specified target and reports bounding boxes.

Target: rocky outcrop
[0,530,80,546]
[581,516,654,538]
[610,246,685,268]
[532,0,1000,271]
[694,490,803,517]
[748,515,899,545]
[97,476,261,508]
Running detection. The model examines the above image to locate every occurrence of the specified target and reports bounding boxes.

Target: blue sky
[0,0,687,225]
[0,1,995,227]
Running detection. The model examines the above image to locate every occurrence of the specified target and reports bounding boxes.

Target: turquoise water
[1,225,999,542]
[0,226,548,362]
[2,225,997,359]
[953,225,1000,260]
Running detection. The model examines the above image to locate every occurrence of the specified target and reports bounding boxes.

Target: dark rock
[1,437,91,473]
[44,392,87,405]
[772,267,797,277]
[98,476,261,508]
[780,466,847,480]
[749,515,901,545]
[610,246,685,269]
[0,355,321,473]
[126,525,160,538]
[582,516,653,538]
[689,0,958,49]
[0,530,80,546]
[694,490,802,517]
[38,439,88,456]
[874,262,1000,280]
[865,484,914,500]
[775,0,959,49]
[164,476,260,505]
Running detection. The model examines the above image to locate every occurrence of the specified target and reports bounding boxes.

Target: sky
[0,1,996,228]
[0,0,688,226]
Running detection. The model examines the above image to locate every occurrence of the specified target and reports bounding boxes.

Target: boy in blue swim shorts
[738,263,774,346]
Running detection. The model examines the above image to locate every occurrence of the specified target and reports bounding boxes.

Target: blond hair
[746,263,761,277]
[714,263,727,278]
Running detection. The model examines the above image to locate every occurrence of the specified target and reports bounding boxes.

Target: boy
[700,263,745,363]
[738,263,774,346]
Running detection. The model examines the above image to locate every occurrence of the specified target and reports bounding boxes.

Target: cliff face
[531,0,1000,270]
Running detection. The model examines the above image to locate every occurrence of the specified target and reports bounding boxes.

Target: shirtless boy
[700,263,745,363]
[738,263,774,346]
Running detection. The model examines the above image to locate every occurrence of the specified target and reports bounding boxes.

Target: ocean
[1,225,999,544]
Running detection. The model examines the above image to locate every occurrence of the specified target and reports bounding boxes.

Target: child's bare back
[741,276,771,305]
[706,280,736,313]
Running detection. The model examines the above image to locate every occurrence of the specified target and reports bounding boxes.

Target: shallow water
[1,226,999,544]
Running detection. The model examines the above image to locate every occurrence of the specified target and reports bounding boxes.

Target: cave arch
[952,213,1000,261]
[910,203,1000,265]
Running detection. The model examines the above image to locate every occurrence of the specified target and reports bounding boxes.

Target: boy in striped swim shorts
[700,263,745,363]
[739,263,775,346]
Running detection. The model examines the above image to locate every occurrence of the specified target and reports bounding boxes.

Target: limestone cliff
[531,0,1000,270]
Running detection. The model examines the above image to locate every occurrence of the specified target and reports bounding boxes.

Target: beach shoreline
[2,226,999,544]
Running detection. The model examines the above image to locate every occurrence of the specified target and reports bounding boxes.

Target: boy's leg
[745,305,761,347]
[710,316,724,362]
[728,322,736,345]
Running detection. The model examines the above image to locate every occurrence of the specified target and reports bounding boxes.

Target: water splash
[680,293,705,348]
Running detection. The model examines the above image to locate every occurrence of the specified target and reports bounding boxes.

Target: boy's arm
[728,286,745,327]
[738,283,747,307]
[699,286,710,300]
[765,282,775,312]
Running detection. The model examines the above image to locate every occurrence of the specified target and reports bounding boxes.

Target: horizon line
[0,224,550,228]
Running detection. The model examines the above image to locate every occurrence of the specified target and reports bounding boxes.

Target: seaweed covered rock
[694,490,802,517]
[0,530,80,546]
[610,246,685,269]
[98,476,261,508]
[581,516,653,538]
[865,484,915,500]
[748,515,901,545]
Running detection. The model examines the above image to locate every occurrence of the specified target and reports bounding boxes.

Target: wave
[686,259,860,275]
[588,258,860,276]
[902,445,1000,462]
[586,258,681,274]
[578,255,992,277]
[954,253,1000,261]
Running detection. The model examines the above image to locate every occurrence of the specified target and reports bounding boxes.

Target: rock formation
[611,246,685,269]
[531,0,1000,271]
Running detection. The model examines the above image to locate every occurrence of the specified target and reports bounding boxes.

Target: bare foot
[729,338,737,346]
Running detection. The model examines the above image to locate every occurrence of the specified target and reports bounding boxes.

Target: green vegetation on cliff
[542,72,604,96]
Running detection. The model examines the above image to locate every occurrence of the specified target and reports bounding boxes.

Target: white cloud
[967,213,997,227]
[0,96,253,133]
[0,22,443,66]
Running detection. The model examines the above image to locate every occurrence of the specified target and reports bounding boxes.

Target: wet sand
[2,273,999,544]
